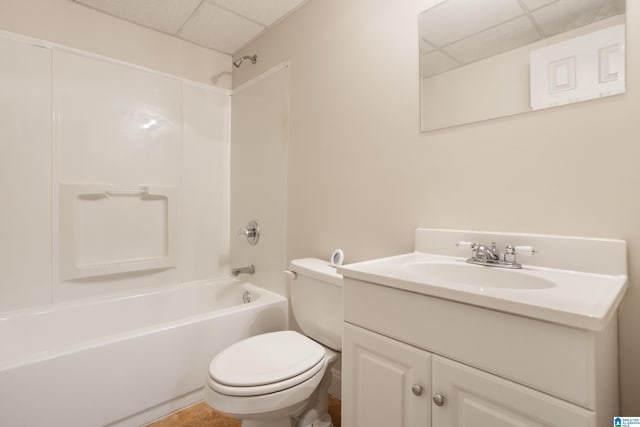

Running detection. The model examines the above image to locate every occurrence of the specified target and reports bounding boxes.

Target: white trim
[109,388,204,427]
[181,77,230,94]
[0,29,231,95]
[0,29,52,49]
[232,61,291,94]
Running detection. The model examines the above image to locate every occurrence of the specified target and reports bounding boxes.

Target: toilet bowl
[205,258,343,427]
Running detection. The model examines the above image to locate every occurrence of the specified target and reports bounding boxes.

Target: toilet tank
[289,258,343,351]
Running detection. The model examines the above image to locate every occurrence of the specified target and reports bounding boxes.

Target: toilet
[205,258,343,427]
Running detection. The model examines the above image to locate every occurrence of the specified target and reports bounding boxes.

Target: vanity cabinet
[342,323,431,427]
[341,277,618,427]
[431,353,593,426]
[343,323,594,427]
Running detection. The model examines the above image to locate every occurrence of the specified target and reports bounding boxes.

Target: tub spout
[231,265,255,276]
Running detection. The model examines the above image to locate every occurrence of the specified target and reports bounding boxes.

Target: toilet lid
[209,330,326,387]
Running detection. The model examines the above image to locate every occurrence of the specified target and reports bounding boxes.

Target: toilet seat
[208,357,326,396]
[208,331,327,397]
[205,361,326,417]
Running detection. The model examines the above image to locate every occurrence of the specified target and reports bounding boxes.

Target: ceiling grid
[72,0,310,54]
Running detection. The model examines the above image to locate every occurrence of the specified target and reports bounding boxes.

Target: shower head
[233,54,258,68]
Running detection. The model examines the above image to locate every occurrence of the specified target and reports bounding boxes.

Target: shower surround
[1,28,230,308]
[0,29,241,424]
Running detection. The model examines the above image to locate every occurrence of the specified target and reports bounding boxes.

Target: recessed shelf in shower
[58,182,177,280]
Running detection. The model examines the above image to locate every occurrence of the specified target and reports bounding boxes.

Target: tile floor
[145,396,341,427]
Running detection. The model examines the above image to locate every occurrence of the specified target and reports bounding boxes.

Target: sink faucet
[457,241,536,269]
[231,265,255,276]
[473,242,500,262]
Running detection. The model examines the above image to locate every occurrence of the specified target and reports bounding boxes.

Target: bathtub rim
[0,277,271,320]
[0,278,287,372]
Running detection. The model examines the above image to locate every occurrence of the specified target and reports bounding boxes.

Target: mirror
[419,0,625,132]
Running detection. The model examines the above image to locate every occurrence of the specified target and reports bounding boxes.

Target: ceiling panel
[445,16,540,64]
[208,0,308,26]
[73,0,311,54]
[420,38,436,55]
[179,2,265,54]
[75,0,201,34]
[532,0,624,37]
[420,50,461,78]
[420,0,524,47]
[520,0,557,11]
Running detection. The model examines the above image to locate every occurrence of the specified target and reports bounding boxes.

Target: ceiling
[72,0,310,55]
[419,0,625,78]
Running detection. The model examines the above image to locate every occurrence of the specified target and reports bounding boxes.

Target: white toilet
[205,258,343,427]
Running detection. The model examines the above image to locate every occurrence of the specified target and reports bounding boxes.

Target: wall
[0,0,230,88]
[230,66,289,297]
[232,0,640,414]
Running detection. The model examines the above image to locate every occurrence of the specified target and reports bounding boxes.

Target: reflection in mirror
[419,0,625,132]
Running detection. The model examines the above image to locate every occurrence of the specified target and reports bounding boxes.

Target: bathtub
[0,279,288,427]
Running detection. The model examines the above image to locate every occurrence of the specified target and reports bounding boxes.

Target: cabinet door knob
[411,385,423,396]
[432,394,446,406]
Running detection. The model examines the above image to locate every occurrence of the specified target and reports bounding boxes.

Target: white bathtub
[0,280,288,427]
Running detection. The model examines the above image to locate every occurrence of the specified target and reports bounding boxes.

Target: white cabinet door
[343,323,431,427]
[431,355,596,427]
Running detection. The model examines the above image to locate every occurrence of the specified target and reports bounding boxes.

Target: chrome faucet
[231,265,255,276]
[457,241,536,269]
[472,242,500,262]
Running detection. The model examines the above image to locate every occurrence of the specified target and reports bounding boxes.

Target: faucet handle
[504,245,516,263]
[514,245,537,256]
[504,244,536,265]
[489,241,499,256]
[456,241,476,249]
[238,220,260,245]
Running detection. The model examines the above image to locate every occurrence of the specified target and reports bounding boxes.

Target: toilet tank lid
[289,258,343,287]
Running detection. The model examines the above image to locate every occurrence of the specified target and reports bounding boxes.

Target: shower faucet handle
[238,220,260,245]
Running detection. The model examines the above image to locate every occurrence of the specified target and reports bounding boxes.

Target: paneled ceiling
[72,0,310,55]
[419,0,625,78]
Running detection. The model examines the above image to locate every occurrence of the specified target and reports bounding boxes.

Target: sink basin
[338,228,628,330]
[402,262,555,290]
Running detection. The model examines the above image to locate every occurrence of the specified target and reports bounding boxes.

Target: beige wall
[231,66,289,297]
[0,0,230,88]
[233,0,640,414]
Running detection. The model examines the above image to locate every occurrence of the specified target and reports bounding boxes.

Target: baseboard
[108,388,204,427]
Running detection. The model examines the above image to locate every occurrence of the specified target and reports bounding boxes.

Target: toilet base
[242,419,294,427]
[294,348,339,427]
[296,413,332,427]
